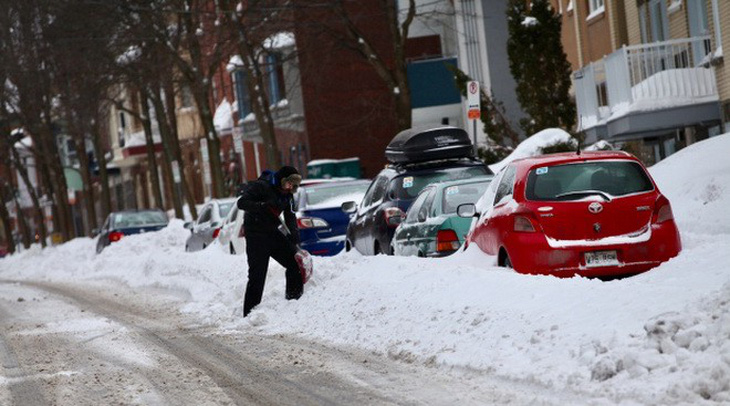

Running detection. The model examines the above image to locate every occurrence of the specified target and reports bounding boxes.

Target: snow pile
[649,133,730,234]
[2,133,730,404]
[489,128,573,173]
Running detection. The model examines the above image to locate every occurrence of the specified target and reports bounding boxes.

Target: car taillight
[513,215,536,232]
[212,228,221,239]
[654,204,674,224]
[384,207,405,227]
[436,229,460,252]
[108,231,124,242]
[297,217,329,229]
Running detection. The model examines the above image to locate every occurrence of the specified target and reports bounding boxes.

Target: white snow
[521,16,538,27]
[2,133,730,404]
[262,32,295,50]
[489,128,573,173]
[212,99,233,132]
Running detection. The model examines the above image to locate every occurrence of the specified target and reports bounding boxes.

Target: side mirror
[184,221,193,230]
[341,201,357,214]
[457,203,479,218]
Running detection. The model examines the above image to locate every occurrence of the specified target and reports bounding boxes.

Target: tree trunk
[194,85,225,198]
[139,92,164,209]
[232,27,281,169]
[90,121,112,220]
[0,191,15,254]
[148,85,183,219]
[9,190,31,249]
[163,80,197,219]
[10,147,48,247]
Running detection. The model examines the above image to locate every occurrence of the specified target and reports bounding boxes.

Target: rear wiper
[555,190,612,202]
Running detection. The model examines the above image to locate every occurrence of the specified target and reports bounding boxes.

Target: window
[180,84,194,108]
[265,53,286,105]
[588,0,604,15]
[233,70,251,118]
[405,191,430,224]
[370,177,388,204]
[389,166,489,200]
[442,181,491,214]
[525,161,654,201]
[418,188,438,221]
[218,202,234,218]
[493,165,516,205]
[198,205,212,224]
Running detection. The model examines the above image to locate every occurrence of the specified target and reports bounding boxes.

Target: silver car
[184,198,237,252]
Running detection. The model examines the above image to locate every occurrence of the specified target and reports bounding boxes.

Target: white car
[184,198,237,252]
[218,205,246,255]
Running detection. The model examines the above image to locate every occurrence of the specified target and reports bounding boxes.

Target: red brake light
[212,228,221,239]
[108,231,124,242]
[655,204,674,224]
[513,215,536,232]
[436,229,460,252]
[384,207,405,227]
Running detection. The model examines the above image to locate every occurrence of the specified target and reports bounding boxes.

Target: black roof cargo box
[385,126,474,164]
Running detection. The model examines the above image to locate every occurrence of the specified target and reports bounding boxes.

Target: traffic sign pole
[467,81,481,156]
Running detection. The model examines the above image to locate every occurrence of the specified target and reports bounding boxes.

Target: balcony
[575,36,720,142]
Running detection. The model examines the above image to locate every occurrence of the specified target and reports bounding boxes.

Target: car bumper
[301,236,346,256]
[506,222,682,278]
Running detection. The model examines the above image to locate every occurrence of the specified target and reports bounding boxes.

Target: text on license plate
[584,250,619,267]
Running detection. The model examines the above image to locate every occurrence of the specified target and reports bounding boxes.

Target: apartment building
[568,0,727,164]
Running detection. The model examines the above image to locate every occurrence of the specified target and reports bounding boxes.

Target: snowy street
[0,280,574,405]
[1,133,730,405]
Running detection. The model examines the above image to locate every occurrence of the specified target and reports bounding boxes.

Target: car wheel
[202,244,206,250]
[374,241,381,255]
[500,248,513,269]
[345,240,352,252]
[185,244,189,252]
[230,243,236,255]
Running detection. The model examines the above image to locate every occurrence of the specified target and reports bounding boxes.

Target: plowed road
[0,280,574,405]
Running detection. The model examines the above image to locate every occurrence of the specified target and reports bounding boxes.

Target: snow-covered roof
[263,32,295,50]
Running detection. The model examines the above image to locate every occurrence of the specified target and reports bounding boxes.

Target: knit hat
[275,166,301,186]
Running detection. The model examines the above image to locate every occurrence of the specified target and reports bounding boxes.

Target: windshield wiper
[555,190,612,202]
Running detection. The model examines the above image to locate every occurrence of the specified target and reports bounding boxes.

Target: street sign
[467,81,481,120]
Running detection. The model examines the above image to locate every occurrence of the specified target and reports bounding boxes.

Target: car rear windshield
[304,183,370,208]
[525,160,653,201]
[113,211,168,228]
[390,166,488,200]
[442,181,491,214]
[218,202,234,218]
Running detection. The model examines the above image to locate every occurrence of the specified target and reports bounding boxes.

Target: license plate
[584,250,619,267]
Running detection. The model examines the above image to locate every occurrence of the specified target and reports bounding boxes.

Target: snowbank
[2,133,730,404]
[489,128,573,173]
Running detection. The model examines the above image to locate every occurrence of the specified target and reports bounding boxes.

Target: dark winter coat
[237,172,299,245]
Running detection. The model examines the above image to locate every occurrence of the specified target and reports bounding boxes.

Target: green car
[392,176,494,257]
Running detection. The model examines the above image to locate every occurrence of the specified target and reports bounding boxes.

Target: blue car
[295,179,371,256]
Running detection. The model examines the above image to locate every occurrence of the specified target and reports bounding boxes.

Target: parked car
[344,126,492,255]
[459,151,682,278]
[217,207,245,255]
[295,179,371,256]
[96,209,169,253]
[392,176,493,257]
[184,197,237,252]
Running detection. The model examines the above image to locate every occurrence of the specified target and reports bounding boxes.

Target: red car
[459,151,681,278]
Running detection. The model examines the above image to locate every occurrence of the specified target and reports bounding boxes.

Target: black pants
[243,230,303,317]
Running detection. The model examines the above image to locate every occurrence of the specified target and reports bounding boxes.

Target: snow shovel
[277,215,313,284]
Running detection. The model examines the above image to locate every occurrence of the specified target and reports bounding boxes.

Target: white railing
[575,36,718,129]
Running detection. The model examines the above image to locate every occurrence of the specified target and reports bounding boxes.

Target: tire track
[0,305,50,406]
